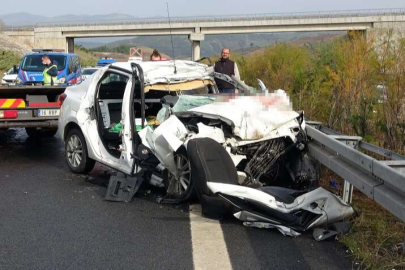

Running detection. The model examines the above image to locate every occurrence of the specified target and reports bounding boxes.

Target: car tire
[65,128,95,174]
[166,147,195,202]
[25,128,57,137]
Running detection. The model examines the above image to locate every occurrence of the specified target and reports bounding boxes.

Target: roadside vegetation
[234,31,405,269]
[0,49,21,78]
[74,45,98,67]
[90,44,131,55]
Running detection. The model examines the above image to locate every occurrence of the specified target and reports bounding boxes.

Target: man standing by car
[41,54,58,86]
[214,48,240,93]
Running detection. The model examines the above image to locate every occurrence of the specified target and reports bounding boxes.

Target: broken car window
[156,95,216,123]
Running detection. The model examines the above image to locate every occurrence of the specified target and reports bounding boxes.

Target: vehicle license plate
[38,109,60,117]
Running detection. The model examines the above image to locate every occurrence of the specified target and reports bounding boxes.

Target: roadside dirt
[0,32,32,56]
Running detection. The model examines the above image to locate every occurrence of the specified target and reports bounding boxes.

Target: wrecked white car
[58,60,354,237]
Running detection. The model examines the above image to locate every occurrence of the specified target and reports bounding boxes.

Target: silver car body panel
[208,183,354,229]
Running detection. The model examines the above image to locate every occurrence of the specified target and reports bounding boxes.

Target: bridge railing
[4,8,405,31]
[306,122,405,223]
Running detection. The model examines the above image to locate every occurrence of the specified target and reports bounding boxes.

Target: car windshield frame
[7,68,18,75]
[21,54,67,72]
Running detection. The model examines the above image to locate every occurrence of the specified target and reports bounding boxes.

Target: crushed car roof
[111,61,215,86]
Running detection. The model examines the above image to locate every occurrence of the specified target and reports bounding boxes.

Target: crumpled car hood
[188,90,302,141]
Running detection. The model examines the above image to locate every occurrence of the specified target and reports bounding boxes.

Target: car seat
[187,137,303,219]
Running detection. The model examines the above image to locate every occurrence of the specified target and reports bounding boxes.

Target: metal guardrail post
[329,135,362,203]
[343,177,354,204]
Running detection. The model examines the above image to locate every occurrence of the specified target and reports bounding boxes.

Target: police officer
[214,48,240,93]
[41,54,58,86]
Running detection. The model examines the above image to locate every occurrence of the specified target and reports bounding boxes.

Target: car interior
[95,70,215,158]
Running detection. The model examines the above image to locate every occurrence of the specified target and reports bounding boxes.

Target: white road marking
[189,204,232,270]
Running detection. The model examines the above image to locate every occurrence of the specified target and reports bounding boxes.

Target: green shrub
[0,50,21,73]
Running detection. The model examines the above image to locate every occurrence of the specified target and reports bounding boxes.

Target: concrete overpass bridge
[4,8,405,60]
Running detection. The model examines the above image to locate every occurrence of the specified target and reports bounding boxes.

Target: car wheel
[65,128,95,174]
[25,128,57,137]
[166,148,194,202]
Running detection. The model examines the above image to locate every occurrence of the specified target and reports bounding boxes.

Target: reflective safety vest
[43,64,58,86]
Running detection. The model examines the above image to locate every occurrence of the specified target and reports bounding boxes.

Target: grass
[74,45,98,67]
[320,169,405,269]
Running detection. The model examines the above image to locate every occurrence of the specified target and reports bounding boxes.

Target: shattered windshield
[156,95,216,123]
[172,95,215,110]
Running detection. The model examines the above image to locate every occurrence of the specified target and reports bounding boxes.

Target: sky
[1,0,404,17]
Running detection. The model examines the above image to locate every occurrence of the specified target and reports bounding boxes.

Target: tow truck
[0,48,82,137]
[0,85,66,137]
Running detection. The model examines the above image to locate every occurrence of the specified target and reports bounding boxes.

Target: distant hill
[88,32,343,59]
[236,32,346,56]
[291,32,345,46]
[0,13,48,26]
[77,41,109,49]
[91,47,171,62]
[0,12,170,26]
[0,12,138,26]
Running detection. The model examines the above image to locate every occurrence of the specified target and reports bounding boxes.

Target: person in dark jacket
[214,48,240,93]
[41,54,58,86]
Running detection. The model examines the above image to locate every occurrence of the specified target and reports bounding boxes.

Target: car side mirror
[257,79,267,93]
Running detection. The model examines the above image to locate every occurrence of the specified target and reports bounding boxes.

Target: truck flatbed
[0,86,66,132]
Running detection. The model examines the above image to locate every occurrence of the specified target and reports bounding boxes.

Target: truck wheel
[25,128,57,137]
[65,128,95,174]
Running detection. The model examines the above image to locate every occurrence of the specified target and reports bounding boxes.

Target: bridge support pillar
[189,33,204,61]
[66,38,74,53]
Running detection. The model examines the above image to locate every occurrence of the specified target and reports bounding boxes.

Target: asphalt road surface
[0,128,354,270]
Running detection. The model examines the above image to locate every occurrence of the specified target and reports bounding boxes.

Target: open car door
[83,65,135,175]
[120,63,145,176]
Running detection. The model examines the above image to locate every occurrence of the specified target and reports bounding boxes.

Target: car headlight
[58,77,66,84]
[16,78,22,84]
